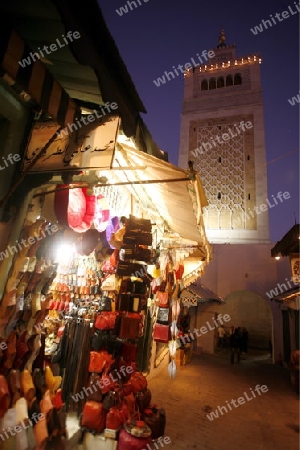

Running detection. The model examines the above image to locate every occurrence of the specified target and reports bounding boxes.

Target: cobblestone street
[147,351,299,450]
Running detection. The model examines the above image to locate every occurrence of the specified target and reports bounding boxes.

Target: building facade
[178,30,269,244]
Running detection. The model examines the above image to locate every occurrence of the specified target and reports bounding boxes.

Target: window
[217,192,221,200]
[209,78,216,90]
[248,194,251,200]
[217,77,225,88]
[247,155,250,160]
[234,73,242,85]
[201,80,208,91]
[218,157,221,163]
[226,75,233,86]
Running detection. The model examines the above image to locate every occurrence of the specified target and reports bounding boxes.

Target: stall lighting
[275,256,281,260]
[55,244,75,264]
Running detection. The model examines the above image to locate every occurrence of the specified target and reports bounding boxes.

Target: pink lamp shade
[54,185,96,233]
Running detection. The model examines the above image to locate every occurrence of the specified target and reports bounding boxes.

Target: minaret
[178,30,270,244]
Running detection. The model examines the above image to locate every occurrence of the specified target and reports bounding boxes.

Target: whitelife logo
[18,31,81,68]
[206,384,269,421]
[179,314,231,345]
[250,2,300,35]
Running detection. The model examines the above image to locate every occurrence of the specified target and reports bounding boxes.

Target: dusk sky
[99,0,299,243]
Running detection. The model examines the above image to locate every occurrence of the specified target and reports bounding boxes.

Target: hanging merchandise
[94,194,110,232]
[54,184,96,233]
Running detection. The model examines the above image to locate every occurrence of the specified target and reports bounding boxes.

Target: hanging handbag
[153,323,169,343]
[126,216,152,232]
[95,312,118,331]
[106,403,129,430]
[129,372,147,393]
[88,351,114,373]
[117,294,131,311]
[98,297,112,312]
[156,291,169,307]
[119,313,142,339]
[80,401,107,433]
[156,307,170,324]
[121,342,138,363]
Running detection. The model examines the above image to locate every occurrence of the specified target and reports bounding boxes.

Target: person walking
[217,325,226,349]
[241,327,249,353]
[230,328,242,364]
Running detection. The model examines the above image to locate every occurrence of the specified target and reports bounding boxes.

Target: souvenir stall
[0,138,211,449]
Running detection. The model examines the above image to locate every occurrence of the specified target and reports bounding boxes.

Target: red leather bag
[119,313,142,339]
[95,312,118,331]
[100,370,117,394]
[106,403,129,430]
[129,372,147,393]
[88,351,114,373]
[122,342,138,363]
[156,291,169,307]
[118,428,152,450]
[81,401,107,432]
[153,323,169,343]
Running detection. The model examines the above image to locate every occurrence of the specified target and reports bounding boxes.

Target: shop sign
[21,116,120,173]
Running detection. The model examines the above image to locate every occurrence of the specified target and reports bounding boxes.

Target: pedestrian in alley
[230,328,242,364]
[241,327,248,353]
[217,325,226,349]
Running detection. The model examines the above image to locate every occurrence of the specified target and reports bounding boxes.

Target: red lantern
[54,185,96,233]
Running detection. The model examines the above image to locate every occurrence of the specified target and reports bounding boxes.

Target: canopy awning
[272,286,300,310]
[180,281,223,306]
[98,145,212,260]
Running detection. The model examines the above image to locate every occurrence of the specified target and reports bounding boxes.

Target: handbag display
[80,401,107,433]
[126,216,152,232]
[121,342,138,363]
[118,428,152,450]
[153,323,169,343]
[116,262,147,277]
[117,294,131,311]
[136,389,151,412]
[123,232,152,246]
[88,351,114,373]
[86,373,103,402]
[106,403,129,430]
[95,312,118,331]
[156,307,170,324]
[119,313,142,339]
[129,372,147,393]
[98,297,112,312]
[156,291,169,307]
[143,406,166,439]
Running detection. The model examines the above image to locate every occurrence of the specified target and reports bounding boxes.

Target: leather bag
[81,401,107,433]
[153,323,169,343]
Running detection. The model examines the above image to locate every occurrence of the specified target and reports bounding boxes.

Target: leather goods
[118,313,142,339]
[116,262,147,277]
[86,373,103,402]
[98,297,112,312]
[88,351,114,373]
[143,406,166,439]
[126,215,152,232]
[20,370,36,401]
[106,403,129,430]
[102,390,120,410]
[122,342,138,363]
[153,323,170,343]
[95,312,118,331]
[0,376,11,419]
[118,428,152,450]
[156,291,169,307]
[136,389,152,412]
[117,293,131,311]
[80,401,107,433]
[156,307,170,324]
[99,371,117,395]
[129,372,147,393]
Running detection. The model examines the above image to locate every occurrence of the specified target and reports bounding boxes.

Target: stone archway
[222,290,273,351]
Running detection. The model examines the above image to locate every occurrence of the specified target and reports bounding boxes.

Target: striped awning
[0,22,80,128]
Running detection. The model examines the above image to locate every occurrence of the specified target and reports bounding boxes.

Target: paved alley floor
[147,351,299,450]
